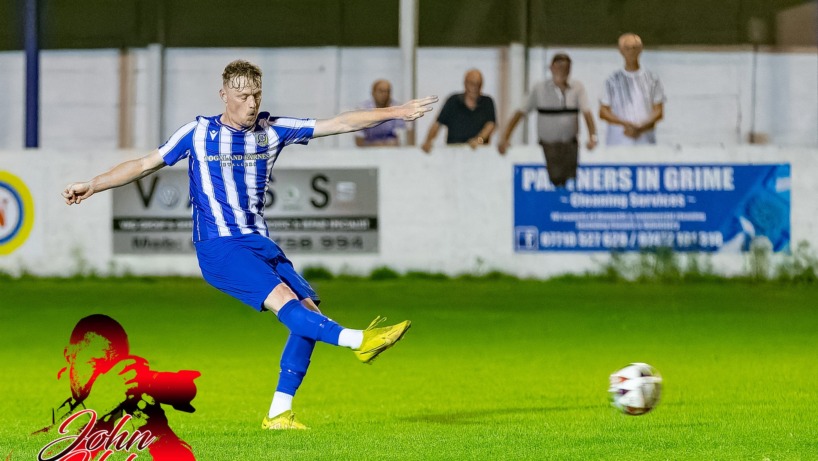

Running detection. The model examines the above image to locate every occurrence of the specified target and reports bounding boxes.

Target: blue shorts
[194,234,319,311]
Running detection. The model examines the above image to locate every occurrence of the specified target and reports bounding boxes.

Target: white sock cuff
[268,391,294,418]
[338,329,364,349]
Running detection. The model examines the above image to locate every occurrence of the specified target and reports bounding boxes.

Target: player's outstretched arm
[313,96,438,138]
[62,150,166,205]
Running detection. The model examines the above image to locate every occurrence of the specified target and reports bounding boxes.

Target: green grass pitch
[1,277,817,460]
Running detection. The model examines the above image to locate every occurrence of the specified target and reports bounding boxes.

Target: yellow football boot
[354,316,411,364]
[262,410,309,430]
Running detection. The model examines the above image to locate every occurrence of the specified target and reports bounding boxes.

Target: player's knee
[263,284,298,313]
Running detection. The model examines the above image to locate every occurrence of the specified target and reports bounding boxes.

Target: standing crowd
[359,32,665,187]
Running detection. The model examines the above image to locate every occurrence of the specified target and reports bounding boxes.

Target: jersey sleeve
[267,117,316,146]
[159,121,197,166]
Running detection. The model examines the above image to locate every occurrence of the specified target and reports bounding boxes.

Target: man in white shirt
[599,33,666,146]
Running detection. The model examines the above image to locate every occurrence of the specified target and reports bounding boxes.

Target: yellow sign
[0,171,35,255]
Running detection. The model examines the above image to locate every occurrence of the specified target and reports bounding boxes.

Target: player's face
[64,334,113,401]
[221,77,262,129]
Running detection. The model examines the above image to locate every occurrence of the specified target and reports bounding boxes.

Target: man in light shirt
[599,33,666,145]
[498,53,597,187]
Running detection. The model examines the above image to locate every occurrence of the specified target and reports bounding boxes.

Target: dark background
[1,0,811,50]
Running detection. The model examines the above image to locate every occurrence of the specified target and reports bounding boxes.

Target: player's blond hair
[222,60,262,90]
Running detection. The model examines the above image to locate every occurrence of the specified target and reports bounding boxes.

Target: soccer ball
[609,362,662,415]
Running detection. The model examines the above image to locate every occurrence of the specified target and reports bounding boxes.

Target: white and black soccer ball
[609,362,662,415]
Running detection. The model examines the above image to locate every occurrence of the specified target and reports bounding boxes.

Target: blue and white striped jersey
[159,112,315,242]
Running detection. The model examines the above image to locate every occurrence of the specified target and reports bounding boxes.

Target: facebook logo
[515,227,539,251]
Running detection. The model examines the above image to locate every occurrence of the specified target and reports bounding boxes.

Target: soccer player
[62,59,437,430]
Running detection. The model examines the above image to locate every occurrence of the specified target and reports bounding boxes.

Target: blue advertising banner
[514,164,790,253]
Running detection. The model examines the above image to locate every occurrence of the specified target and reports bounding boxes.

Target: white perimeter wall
[1,145,816,278]
[1,45,815,277]
[0,46,816,152]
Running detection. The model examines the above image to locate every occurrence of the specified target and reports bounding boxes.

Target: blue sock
[276,333,316,395]
[276,299,343,345]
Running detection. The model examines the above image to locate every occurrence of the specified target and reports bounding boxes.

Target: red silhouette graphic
[35,314,200,460]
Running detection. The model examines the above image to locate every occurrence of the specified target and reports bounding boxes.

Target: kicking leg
[266,283,411,362]
[264,284,363,347]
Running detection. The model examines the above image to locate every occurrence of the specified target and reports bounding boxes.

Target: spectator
[356,79,413,147]
[421,69,496,153]
[498,53,597,187]
[599,33,666,145]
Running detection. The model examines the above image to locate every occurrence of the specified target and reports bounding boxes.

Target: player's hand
[62,182,94,205]
[498,140,510,155]
[586,137,598,150]
[399,96,438,121]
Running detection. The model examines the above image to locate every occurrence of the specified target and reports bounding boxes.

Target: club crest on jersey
[256,133,268,147]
